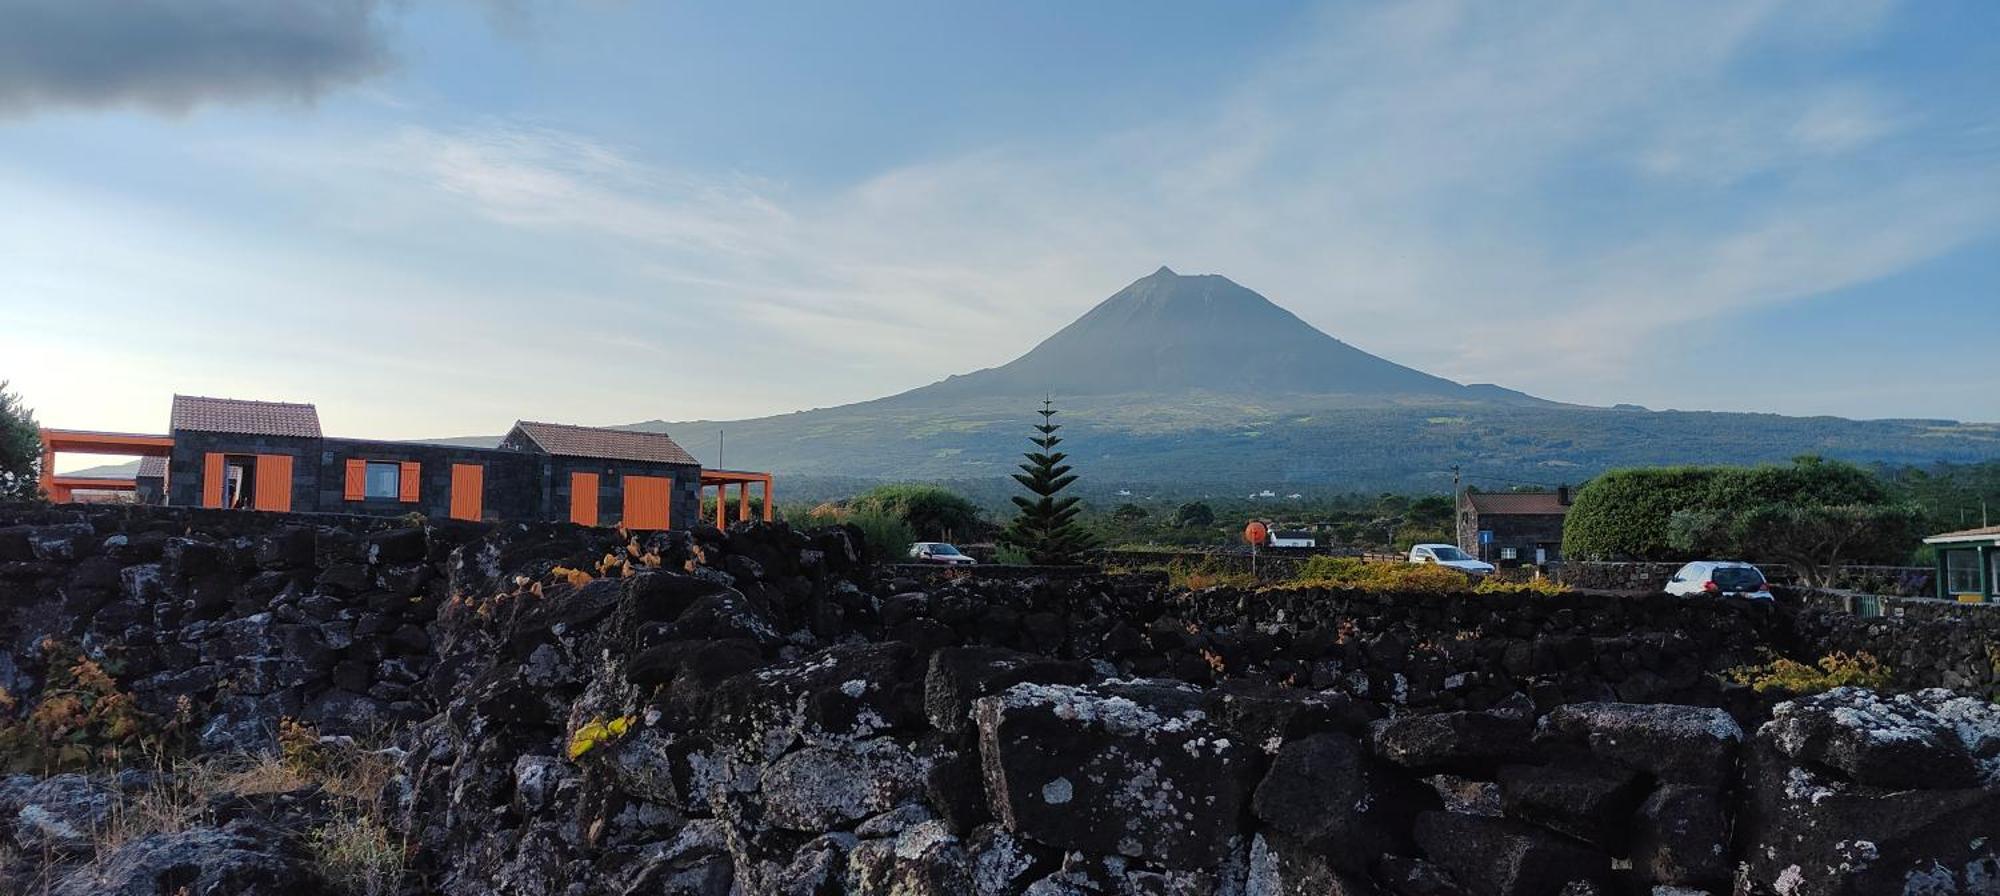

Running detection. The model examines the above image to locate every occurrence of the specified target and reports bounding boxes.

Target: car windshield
[1429,547,1471,561]
[928,544,962,556]
[1712,566,1764,589]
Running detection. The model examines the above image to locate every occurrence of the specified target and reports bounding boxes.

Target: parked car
[909,542,976,566]
[1407,543,1495,576]
[1665,561,1772,600]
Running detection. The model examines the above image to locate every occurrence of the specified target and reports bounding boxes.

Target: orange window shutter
[622,475,670,530]
[570,472,599,526]
[202,453,225,508]
[253,454,293,512]
[399,461,421,502]
[450,464,484,521]
[344,459,367,501]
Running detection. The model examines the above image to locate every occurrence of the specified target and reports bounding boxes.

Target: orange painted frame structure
[701,469,774,527]
[38,429,175,503]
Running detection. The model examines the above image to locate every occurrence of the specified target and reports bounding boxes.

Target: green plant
[1164,559,1257,591]
[0,380,41,501]
[1473,577,1572,596]
[851,483,983,542]
[566,714,636,761]
[1724,650,1893,694]
[999,400,1098,565]
[1283,558,1476,595]
[0,640,185,773]
[310,815,406,896]
[847,508,918,564]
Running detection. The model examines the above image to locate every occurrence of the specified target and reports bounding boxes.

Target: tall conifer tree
[1000,400,1097,564]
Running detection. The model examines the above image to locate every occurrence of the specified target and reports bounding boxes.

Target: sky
[3,0,1998,464]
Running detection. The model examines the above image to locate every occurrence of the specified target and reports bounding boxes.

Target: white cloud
[206,0,2000,415]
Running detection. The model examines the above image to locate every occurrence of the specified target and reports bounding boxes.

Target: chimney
[1557,485,1572,506]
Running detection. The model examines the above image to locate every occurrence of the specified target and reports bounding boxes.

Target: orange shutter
[344,459,367,501]
[449,464,484,521]
[253,454,293,512]
[570,472,599,526]
[202,453,225,508]
[399,461,421,503]
[622,475,670,530]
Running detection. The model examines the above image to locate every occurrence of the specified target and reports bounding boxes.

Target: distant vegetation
[1563,457,1922,583]
[0,380,40,501]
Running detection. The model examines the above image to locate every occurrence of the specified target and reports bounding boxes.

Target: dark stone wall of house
[315,437,543,522]
[1465,511,1567,566]
[166,434,700,529]
[543,454,701,529]
[166,431,320,509]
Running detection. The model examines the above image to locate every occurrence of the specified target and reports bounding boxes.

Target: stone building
[45,395,756,531]
[1457,488,1571,567]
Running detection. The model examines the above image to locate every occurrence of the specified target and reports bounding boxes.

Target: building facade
[152,395,708,529]
[1923,525,2000,603]
[1458,489,1572,568]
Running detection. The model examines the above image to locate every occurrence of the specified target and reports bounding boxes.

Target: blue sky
[3,0,1998,455]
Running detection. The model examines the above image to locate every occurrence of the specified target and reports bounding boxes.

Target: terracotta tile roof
[507,421,699,466]
[1464,491,1571,515]
[1924,524,2000,544]
[137,456,167,478]
[170,395,322,438]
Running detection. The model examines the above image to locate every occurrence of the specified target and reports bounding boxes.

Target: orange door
[622,475,671,530]
[202,453,226,508]
[252,454,293,512]
[450,464,484,521]
[569,472,599,526]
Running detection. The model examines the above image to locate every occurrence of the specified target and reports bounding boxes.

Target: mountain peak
[890,269,1545,405]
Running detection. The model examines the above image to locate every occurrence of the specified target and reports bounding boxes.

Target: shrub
[310,815,405,896]
[1284,558,1477,595]
[1472,577,1573,596]
[0,640,186,773]
[851,484,982,541]
[847,508,918,564]
[1165,559,1257,591]
[1562,466,1722,560]
[1724,650,1893,695]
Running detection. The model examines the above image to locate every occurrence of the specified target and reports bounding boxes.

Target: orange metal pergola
[700,469,774,527]
[39,429,175,503]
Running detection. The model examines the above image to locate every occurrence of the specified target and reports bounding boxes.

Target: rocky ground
[0,504,1996,895]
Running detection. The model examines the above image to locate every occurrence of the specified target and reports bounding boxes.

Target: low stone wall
[1795,591,2000,694]
[1551,560,1935,595]
[6,504,1999,895]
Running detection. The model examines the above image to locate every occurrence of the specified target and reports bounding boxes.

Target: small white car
[1664,561,1772,600]
[1408,544,1495,576]
[909,542,976,566]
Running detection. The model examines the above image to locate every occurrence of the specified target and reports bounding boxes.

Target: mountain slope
[888,267,1543,405]
[444,268,2000,495]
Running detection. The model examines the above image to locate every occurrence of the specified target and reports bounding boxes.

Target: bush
[310,815,405,896]
[851,483,982,541]
[1562,466,1722,560]
[1472,577,1572,596]
[1724,650,1893,695]
[1164,559,1257,591]
[1284,558,1478,595]
[846,508,917,564]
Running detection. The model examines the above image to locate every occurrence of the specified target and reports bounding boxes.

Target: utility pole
[1451,465,1463,552]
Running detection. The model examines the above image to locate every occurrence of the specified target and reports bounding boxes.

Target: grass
[1724,650,1893,695]
[19,718,408,895]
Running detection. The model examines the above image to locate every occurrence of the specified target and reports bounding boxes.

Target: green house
[1924,525,2000,603]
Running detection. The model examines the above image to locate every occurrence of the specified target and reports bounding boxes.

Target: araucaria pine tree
[1000,400,1097,564]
